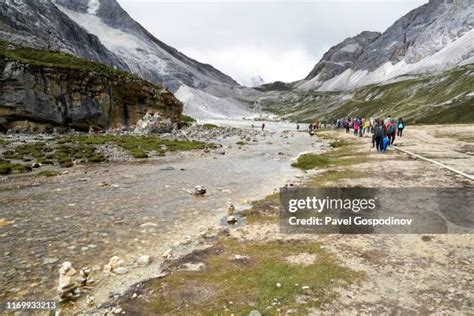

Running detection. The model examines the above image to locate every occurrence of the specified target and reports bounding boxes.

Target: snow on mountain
[0,0,127,69]
[299,0,474,91]
[54,0,239,93]
[175,86,253,120]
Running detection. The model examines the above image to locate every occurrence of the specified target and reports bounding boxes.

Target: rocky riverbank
[0,121,324,314]
[103,124,473,315]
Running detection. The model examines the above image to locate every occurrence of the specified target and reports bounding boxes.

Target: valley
[0,0,473,314]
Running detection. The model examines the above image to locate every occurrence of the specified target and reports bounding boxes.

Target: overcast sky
[117,0,427,86]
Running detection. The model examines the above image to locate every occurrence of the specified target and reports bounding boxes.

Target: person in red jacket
[386,118,397,145]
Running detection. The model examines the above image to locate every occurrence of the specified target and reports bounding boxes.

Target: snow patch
[340,43,359,53]
[87,0,100,15]
[176,85,253,120]
[314,29,474,91]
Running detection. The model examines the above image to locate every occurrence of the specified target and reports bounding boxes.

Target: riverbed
[0,121,324,306]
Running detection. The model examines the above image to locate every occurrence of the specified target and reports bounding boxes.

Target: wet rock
[229,254,250,262]
[227,215,237,224]
[113,267,128,275]
[86,295,95,306]
[162,249,173,260]
[104,256,128,275]
[43,257,59,265]
[190,186,207,196]
[137,255,152,267]
[140,222,158,228]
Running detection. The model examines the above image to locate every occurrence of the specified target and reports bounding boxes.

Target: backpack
[398,122,404,129]
[375,125,384,137]
[389,124,395,134]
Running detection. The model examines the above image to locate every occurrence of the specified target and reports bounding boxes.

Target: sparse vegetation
[129,238,362,315]
[261,64,474,124]
[0,39,137,80]
[202,123,221,130]
[180,114,196,123]
[37,170,60,177]
[0,135,212,174]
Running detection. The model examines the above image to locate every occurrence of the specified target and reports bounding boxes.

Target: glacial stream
[0,120,324,303]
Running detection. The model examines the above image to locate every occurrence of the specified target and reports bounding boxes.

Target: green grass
[292,154,332,170]
[292,138,367,171]
[1,136,210,173]
[202,123,221,130]
[136,239,362,315]
[181,114,197,123]
[37,170,60,177]
[260,64,474,124]
[0,39,136,80]
[0,162,32,174]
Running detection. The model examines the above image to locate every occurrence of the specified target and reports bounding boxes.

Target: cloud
[118,0,427,85]
[184,45,319,85]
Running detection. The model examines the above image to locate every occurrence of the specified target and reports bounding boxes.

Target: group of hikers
[335,116,405,152]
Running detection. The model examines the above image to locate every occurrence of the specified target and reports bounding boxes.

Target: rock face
[301,0,474,90]
[304,31,381,82]
[0,47,182,131]
[0,0,127,70]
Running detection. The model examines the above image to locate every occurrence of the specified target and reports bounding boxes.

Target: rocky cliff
[0,42,182,131]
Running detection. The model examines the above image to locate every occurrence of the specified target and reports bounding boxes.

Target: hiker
[353,119,360,136]
[397,118,405,137]
[308,123,314,136]
[373,119,386,152]
[363,118,370,136]
[261,122,265,131]
[386,118,397,145]
[343,119,350,133]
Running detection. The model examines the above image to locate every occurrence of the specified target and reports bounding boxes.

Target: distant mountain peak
[299,0,474,91]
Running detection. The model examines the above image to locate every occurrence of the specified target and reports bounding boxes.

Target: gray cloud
[118,0,427,85]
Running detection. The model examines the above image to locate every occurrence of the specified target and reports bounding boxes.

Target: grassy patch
[292,154,332,170]
[0,162,32,175]
[37,170,60,177]
[236,141,248,146]
[131,239,362,315]
[241,192,280,224]
[181,114,196,123]
[201,123,222,130]
[0,39,136,79]
[1,136,211,171]
[292,138,366,171]
[0,139,8,146]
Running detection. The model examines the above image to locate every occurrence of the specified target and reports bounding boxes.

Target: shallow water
[0,121,324,300]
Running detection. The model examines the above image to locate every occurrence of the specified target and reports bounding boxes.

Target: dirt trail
[125,124,473,315]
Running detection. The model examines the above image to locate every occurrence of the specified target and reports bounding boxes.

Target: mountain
[0,0,127,70]
[298,0,474,91]
[0,0,252,120]
[53,0,239,92]
[259,64,474,124]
